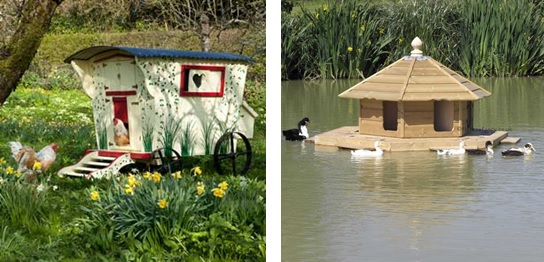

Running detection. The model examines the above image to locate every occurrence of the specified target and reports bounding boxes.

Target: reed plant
[282,0,544,78]
[381,0,462,65]
[298,0,393,79]
[457,0,544,77]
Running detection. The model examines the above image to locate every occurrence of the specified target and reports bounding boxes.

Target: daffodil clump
[81,168,266,260]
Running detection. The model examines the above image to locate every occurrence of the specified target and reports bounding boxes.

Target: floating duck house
[309,38,510,151]
[59,46,256,178]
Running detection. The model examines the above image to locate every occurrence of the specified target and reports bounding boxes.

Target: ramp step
[74,166,100,172]
[85,161,111,167]
[62,172,87,178]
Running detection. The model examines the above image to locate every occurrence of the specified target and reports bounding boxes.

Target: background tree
[0,0,64,105]
[151,0,266,51]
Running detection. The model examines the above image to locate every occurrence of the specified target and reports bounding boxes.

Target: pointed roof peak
[410,37,423,57]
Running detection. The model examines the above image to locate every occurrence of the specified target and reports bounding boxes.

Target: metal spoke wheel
[151,148,183,174]
[213,132,252,175]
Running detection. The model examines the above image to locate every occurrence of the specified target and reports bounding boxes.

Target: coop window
[180,65,225,97]
[383,101,398,131]
[434,100,454,131]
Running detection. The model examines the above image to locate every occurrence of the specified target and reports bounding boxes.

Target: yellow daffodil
[323,4,328,12]
[347,46,353,52]
[152,172,162,183]
[379,28,385,35]
[218,181,228,191]
[143,171,152,180]
[191,167,202,176]
[5,166,14,175]
[211,187,225,198]
[0,158,6,165]
[124,185,134,195]
[16,170,22,177]
[90,191,100,201]
[171,171,182,179]
[196,182,205,196]
[157,199,167,209]
[127,174,140,187]
[33,161,42,171]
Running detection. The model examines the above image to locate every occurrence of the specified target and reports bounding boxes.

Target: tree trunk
[200,13,211,52]
[0,0,63,105]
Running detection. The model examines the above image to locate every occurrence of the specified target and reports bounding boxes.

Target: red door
[113,97,128,124]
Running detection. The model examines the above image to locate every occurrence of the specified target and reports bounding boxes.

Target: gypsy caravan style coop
[310,37,510,151]
[58,46,257,178]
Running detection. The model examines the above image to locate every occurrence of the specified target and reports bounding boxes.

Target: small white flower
[53,185,59,191]
[36,184,45,192]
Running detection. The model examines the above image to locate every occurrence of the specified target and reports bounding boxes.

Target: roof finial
[410,37,423,57]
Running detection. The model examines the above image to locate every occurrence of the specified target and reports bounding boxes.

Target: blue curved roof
[64,46,253,63]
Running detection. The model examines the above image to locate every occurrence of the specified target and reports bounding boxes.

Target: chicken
[8,142,58,174]
[113,118,130,146]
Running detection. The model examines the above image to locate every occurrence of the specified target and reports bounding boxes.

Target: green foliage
[282,0,393,80]
[282,0,544,78]
[0,87,266,260]
[381,0,462,66]
[457,0,544,77]
[79,172,266,260]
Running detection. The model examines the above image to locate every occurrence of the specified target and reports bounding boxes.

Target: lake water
[281,77,544,262]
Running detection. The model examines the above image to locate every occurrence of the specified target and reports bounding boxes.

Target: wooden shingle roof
[339,39,491,101]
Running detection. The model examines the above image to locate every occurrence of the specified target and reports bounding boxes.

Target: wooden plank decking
[307,126,510,152]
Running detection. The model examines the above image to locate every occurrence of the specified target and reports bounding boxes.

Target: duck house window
[434,100,454,131]
[383,101,398,131]
[180,65,225,97]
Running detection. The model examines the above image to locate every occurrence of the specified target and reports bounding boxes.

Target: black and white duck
[282,117,310,141]
[501,143,536,156]
[466,141,494,156]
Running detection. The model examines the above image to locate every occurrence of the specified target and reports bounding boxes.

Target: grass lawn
[0,87,266,261]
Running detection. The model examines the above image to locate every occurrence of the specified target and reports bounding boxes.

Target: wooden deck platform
[307,126,511,152]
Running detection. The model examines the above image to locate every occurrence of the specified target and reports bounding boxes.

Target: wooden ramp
[307,126,510,152]
[58,151,135,179]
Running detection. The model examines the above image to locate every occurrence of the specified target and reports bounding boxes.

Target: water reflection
[282,77,544,261]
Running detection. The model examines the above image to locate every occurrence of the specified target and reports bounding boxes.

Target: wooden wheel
[213,132,252,175]
[151,148,183,174]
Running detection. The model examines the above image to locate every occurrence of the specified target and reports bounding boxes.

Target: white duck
[437,141,466,155]
[351,141,383,157]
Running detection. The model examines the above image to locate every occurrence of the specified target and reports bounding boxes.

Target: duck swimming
[501,143,536,156]
[466,141,494,156]
[351,141,383,157]
[437,141,466,155]
[282,117,310,141]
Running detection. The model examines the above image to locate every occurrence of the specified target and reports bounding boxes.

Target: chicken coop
[58,46,257,178]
